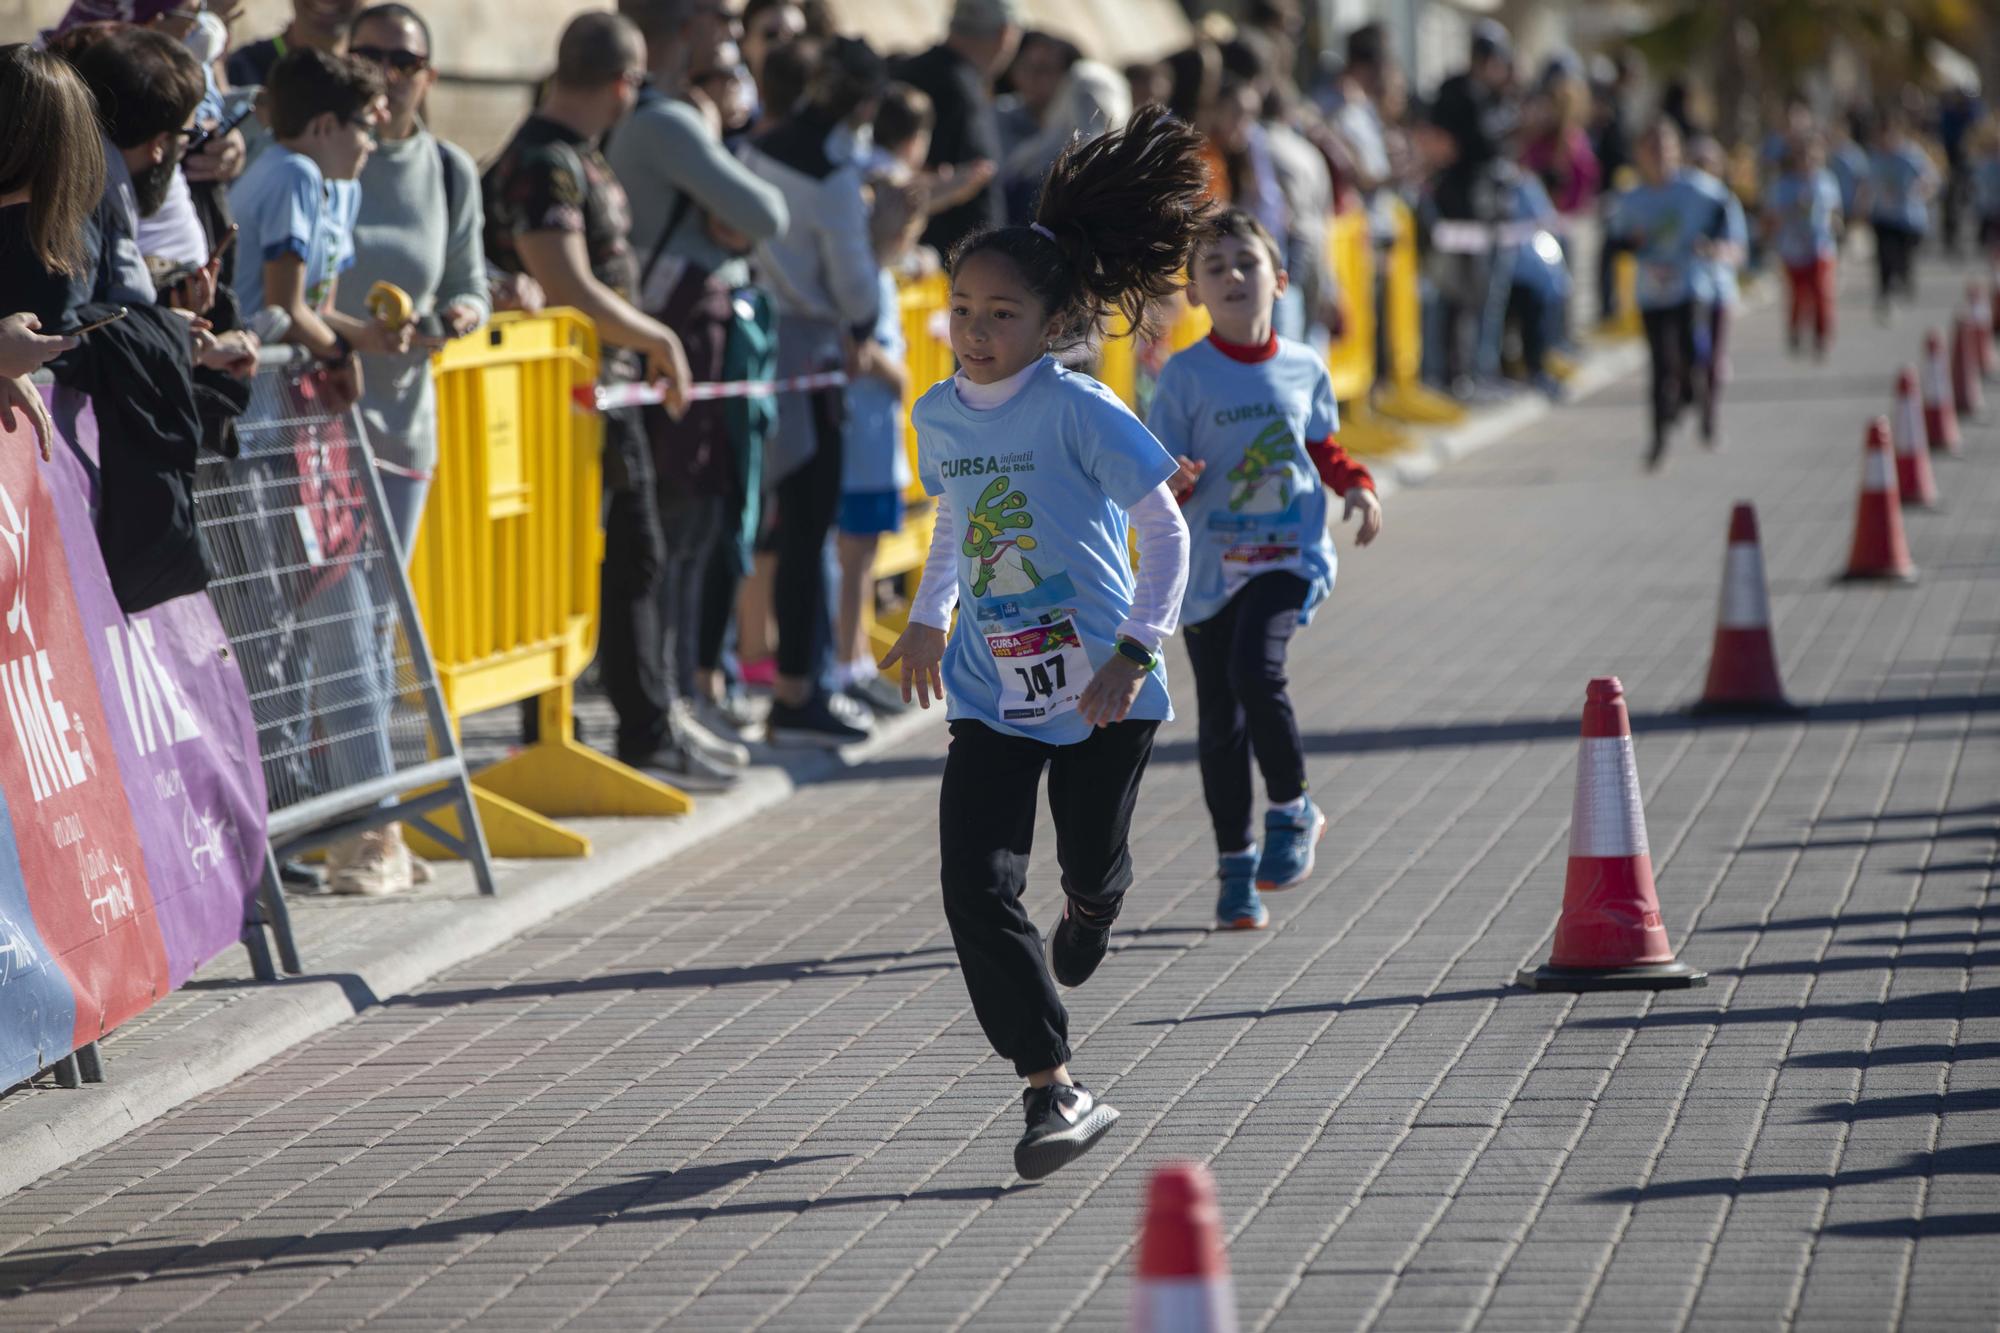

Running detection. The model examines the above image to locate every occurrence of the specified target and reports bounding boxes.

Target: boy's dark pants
[939,717,1158,1077]
[1641,301,1707,445]
[1185,571,1311,852]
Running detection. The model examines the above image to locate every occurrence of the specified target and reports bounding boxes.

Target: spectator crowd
[4,0,1997,895]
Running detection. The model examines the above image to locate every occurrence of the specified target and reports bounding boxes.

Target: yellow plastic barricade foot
[1374,381,1465,424]
[475,732,694,822]
[1336,402,1413,457]
[407,783,592,860]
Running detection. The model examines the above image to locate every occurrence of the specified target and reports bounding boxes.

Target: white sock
[1272,795,1309,816]
[1220,845,1254,859]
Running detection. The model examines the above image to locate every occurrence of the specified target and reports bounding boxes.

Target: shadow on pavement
[1785,1041,2000,1069]
[1565,985,1999,1031]
[1716,950,2000,978]
[1709,907,1989,933]
[1806,1089,2000,1122]
[1824,1213,2000,1238]
[1131,984,1513,1027]
[1588,1143,2000,1208]
[0,1154,1028,1294]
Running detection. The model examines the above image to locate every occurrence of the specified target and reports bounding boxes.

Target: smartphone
[186,102,255,157]
[57,307,129,338]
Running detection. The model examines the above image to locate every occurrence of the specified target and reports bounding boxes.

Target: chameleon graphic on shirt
[1227,419,1300,513]
[963,475,1044,599]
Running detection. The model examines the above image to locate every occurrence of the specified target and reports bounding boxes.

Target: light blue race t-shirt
[1696,176,1748,308]
[915,356,1178,745]
[842,268,913,496]
[1829,142,1868,215]
[228,145,360,315]
[1608,169,1735,310]
[1767,169,1843,266]
[1867,144,1936,232]
[1147,336,1339,628]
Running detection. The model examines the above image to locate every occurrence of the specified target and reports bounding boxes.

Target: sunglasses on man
[350,45,431,76]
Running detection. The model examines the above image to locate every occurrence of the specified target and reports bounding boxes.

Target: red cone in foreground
[1133,1163,1237,1333]
[1519,678,1706,992]
[1841,418,1919,583]
[1922,330,1962,454]
[1691,504,1804,716]
[1952,312,1986,421]
[1890,367,1940,508]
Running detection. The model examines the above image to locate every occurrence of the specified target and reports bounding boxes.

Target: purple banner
[43,390,267,989]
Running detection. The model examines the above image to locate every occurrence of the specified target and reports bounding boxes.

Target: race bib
[1221,537,1302,595]
[986,615,1086,725]
[1639,261,1680,303]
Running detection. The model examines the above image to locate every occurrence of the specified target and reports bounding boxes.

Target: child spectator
[833,83,932,717]
[1149,209,1381,931]
[228,46,393,411]
[1765,136,1843,358]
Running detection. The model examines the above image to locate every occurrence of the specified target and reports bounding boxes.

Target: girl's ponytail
[950,104,1216,349]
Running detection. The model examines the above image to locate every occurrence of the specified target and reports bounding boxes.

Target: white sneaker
[672,699,751,767]
[329,828,415,897]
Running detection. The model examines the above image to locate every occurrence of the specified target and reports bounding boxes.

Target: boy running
[1149,209,1383,930]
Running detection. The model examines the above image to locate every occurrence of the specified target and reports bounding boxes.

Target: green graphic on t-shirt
[964,475,1043,598]
[1228,419,1298,513]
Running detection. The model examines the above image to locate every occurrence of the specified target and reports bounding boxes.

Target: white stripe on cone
[1864,447,1893,492]
[1924,346,1950,404]
[1131,1279,1238,1333]
[1718,543,1772,629]
[1893,390,1924,458]
[1570,737,1651,859]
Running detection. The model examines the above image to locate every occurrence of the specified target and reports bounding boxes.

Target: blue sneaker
[1257,799,1326,891]
[1216,849,1268,929]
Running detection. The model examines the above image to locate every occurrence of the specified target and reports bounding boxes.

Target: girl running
[1150,209,1382,932]
[1765,135,1843,359]
[879,105,1206,1180]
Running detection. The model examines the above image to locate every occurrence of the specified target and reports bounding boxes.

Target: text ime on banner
[0,411,169,1058]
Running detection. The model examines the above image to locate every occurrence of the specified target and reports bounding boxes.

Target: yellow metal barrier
[1323,209,1409,456]
[1375,198,1466,425]
[406,310,692,860]
[861,273,952,661]
[1606,253,1642,339]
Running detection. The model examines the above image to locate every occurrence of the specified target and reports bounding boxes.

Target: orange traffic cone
[1922,330,1962,454]
[1690,504,1804,717]
[1890,367,1940,509]
[1133,1163,1237,1333]
[1519,678,1706,992]
[1952,312,1986,422]
[1840,418,1919,583]
[1969,283,1996,378]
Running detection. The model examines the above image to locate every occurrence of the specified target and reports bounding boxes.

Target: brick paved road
[0,259,1995,1331]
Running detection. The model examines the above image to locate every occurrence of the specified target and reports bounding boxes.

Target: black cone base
[1516,960,1709,992]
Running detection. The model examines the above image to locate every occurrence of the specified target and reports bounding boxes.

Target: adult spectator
[740,35,886,746]
[226,0,362,89]
[1937,84,1982,256]
[997,30,1077,160]
[1588,51,1635,323]
[1427,19,1518,394]
[334,3,489,556]
[891,0,1018,257]
[481,10,696,780]
[998,33,1131,225]
[0,46,102,454]
[1522,57,1599,217]
[739,0,805,108]
[609,0,793,780]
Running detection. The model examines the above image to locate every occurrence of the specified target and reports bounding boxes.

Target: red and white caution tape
[578,370,849,412]
[1430,216,1569,255]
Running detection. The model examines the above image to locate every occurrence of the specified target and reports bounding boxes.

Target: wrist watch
[1114,637,1156,671]
[321,330,354,366]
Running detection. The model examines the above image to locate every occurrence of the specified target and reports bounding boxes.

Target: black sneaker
[1014,1082,1120,1180]
[766,693,872,748]
[619,742,739,792]
[845,672,912,717]
[1048,900,1113,988]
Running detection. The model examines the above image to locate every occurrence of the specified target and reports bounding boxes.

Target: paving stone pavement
[0,256,1995,1332]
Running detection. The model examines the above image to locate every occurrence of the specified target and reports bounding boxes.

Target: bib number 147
[1014,653,1067,702]
[986,616,1086,724]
